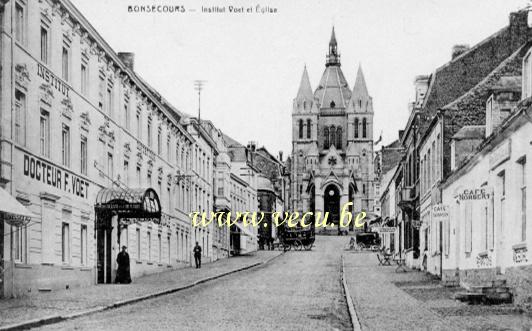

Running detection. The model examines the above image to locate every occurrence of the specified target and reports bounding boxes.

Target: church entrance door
[324,184,340,224]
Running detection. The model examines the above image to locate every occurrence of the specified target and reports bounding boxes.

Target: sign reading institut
[37,63,71,97]
[22,153,90,199]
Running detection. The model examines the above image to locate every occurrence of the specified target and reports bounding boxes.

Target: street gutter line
[341,254,362,331]
[0,253,284,331]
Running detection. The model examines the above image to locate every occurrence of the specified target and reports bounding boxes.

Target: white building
[0,0,198,297]
[223,134,258,255]
[440,46,532,304]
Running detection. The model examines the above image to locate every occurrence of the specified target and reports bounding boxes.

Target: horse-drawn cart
[278,224,315,251]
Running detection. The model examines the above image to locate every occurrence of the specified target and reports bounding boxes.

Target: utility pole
[194,80,206,122]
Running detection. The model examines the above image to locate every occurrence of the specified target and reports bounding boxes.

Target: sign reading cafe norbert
[456,187,492,201]
[23,153,90,199]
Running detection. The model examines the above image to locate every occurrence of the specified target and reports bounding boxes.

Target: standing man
[193,242,202,269]
[115,246,132,284]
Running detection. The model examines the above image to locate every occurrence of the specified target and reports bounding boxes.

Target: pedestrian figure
[115,246,131,284]
[349,236,356,250]
[193,241,202,269]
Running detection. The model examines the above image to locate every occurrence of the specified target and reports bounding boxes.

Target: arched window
[354,118,359,138]
[336,127,342,149]
[324,127,329,149]
[307,119,311,139]
[330,126,336,148]
[303,101,307,110]
[298,119,303,139]
[362,118,367,138]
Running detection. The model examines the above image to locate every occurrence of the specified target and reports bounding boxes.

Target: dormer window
[330,101,335,108]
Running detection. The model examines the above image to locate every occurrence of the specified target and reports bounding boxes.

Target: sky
[71,0,528,157]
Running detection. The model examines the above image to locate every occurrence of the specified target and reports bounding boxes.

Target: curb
[0,252,283,331]
[341,255,362,331]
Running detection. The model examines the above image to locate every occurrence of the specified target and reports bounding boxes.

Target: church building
[290,28,376,227]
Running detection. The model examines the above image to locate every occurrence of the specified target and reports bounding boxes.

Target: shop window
[464,203,472,253]
[518,157,527,242]
[61,222,70,264]
[12,224,26,263]
[158,234,162,263]
[147,231,152,261]
[136,228,141,260]
[80,225,87,265]
[167,236,171,263]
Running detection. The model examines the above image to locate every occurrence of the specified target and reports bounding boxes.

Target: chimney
[247,141,256,152]
[278,151,283,162]
[118,52,135,70]
[451,44,470,60]
[414,75,430,106]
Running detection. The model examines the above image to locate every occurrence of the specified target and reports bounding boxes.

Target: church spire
[326,27,340,67]
[296,65,313,100]
[353,65,369,99]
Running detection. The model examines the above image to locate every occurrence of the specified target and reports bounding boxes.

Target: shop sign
[456,187,492,201]
[374,227,397,233]
[22,153,90,199]
[432,204,449,222]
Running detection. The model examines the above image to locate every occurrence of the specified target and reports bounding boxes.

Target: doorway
[324,184,340,224]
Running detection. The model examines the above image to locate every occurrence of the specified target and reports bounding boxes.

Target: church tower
[290,28,376,229]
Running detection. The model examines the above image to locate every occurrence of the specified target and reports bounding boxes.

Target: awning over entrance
[95,188,161,221]
[231,222,257,239]
[0,186,34,225]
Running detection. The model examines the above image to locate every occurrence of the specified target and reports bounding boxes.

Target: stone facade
[290,28,375,227]
[0,0,219,297]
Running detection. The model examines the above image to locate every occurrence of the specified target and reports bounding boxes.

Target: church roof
[352,65,369,100]
[296,66,314,100]
[314,66,351,109]
[330,27,337,46]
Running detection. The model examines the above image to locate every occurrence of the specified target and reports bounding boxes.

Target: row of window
[323,126,343,149]
[15,1,202,181]
[296,119,369,141]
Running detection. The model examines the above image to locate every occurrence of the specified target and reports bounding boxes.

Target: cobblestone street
[34,236,351,331]
[3,237,532,330]
[344,251,532,331]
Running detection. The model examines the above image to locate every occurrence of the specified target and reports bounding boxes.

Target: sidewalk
[343,251,532,331]
[0,250,281,330]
